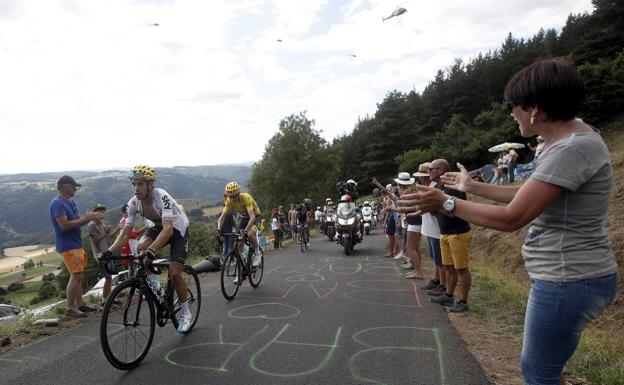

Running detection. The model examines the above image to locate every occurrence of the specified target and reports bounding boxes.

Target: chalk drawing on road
[263,265,296,274]
[285,264,327,282]
[349,326,447,385]
[310,282,338,298]
[228,302,301,320]
[164,324,268,371]
[362,261,402,276]
[343,280,423,308]
[329,263,362,274]
[250,323,343,378]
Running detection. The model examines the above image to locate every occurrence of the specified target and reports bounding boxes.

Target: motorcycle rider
[337,179,359,201]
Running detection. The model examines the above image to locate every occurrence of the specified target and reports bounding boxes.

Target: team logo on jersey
[162,195,171,210]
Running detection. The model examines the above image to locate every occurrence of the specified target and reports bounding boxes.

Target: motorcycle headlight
[338,218,354,226]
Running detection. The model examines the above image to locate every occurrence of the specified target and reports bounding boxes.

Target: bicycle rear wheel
[249,249,264,288]
[170,265,201,334]
[100,280,155,370]
[221,252,241,301]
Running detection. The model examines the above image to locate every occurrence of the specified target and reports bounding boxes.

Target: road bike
[99,255,201,370]
[298,223,309,252]
[220,232,264,301]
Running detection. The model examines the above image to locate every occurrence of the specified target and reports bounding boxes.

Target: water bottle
[148,275,162,301]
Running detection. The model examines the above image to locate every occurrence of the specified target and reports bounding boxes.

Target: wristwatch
[443,196,456,214]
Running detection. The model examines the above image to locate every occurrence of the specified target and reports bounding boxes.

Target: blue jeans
[426,236,442,266]
[521,274,617,385]
[223,235,235,256]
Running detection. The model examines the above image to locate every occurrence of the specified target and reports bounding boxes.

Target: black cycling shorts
[239,214,260,233]
[144,223,189,265]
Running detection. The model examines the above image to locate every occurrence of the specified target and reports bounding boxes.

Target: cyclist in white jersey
[101,165,192,333]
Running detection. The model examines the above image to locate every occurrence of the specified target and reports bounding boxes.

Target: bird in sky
[382,7,407,22]
[350,54,357,58]
[276,39,283,42]
[148,23,159,26]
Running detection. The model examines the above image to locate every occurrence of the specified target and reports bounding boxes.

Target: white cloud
[0,0,594,174]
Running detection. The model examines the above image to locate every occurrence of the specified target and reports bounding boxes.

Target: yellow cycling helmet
[129,165,157,181]
[225,181,240,197]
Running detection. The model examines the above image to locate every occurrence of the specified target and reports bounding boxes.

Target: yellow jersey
[224,192,261,216]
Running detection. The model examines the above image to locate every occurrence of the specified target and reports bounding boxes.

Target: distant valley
[0,164,251,249]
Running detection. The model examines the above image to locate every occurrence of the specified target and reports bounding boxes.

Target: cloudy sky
[0,0,594,174]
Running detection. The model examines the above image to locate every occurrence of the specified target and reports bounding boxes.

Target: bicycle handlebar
[100,255,168,275]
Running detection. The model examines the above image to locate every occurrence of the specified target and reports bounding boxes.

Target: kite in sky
[382,7,407,22]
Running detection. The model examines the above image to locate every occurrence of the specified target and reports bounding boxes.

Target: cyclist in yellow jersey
[217,182,262,266]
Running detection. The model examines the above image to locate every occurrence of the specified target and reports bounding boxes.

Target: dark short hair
[504,58,585,121]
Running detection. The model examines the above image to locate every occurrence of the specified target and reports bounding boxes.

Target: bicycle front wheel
[300,231,305,253]
[171,265,201,334]
[249,249,264,288]
[221,252,241,301]
[100,280,155,370]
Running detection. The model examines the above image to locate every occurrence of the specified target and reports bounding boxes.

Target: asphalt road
[0,229,491,385]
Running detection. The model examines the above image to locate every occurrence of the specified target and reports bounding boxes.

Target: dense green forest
[249,0,624,209]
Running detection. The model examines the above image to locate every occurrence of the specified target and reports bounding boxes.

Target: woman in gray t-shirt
[397,58,617,385]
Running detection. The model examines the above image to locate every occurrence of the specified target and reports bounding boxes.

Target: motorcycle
[335,201,361,255]
[325,209,336,242]
[361,206,373,235]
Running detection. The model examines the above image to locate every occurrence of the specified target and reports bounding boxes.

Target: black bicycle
[99,255,201,370]
[298,223,310,252]
[220,232,264,301]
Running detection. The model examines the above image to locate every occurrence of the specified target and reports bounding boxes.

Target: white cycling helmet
[347,179,356,185]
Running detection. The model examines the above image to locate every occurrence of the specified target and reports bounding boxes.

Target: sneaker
[401,261,414,270]
[177,313,192,333]
[421,280,440,290]
[430,294,455,306]
[427,286,446,296]
[450,302,469,313]
[64,308,87,318]
[252,252,262,267]
[393,252,407,261]
[78,303,98,313]
[233,276,239,284]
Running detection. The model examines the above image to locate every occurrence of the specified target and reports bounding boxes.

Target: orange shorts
[61,248,88,273]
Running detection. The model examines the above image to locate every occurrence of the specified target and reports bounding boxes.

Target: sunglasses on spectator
[428,167,440,171]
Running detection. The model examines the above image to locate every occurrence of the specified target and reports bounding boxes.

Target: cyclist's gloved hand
[144,248,156,260]
[100,250,112,261]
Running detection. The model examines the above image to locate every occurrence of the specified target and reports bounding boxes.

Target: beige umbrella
[488,142,525,152]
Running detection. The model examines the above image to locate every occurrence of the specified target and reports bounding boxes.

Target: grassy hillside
[467,117,624,384]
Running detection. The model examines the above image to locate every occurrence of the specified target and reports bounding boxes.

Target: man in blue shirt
[50,175,102,317]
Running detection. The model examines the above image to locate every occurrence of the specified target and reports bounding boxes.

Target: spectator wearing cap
[87,204,115,304]
[413,162,447,293]
[392,172,424,279]
[49,175,103,317]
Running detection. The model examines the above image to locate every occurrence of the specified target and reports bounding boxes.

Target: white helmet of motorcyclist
[363,201,370,206]
[325,197,332,202]
[347,179,356,185]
